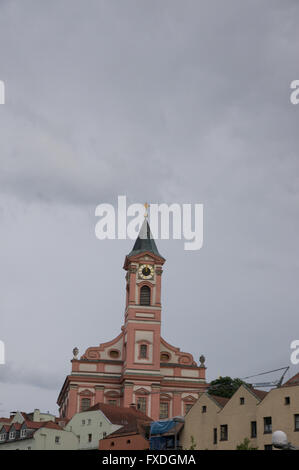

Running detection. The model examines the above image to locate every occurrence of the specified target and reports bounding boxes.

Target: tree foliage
[208,376,248,398]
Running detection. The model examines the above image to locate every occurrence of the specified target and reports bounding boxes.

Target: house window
[220,425,228,441]
[137,397,147,414]
[9,431,16,440]
[140,344,148,359]
[160,402,169,419]
[82,420,85,426]
[55,436,60,444]
[251,421,257,438]
[295,414,299,431]
[264,417,272,434]
[202,405,207,413]
[81,398,91,411]
[213,428,217,445]
[0,434,6,441]
[99,422,102,427]
[87,419,91,425]
[285,396,290,405]
[127,439,131,444]
[111,441,115,446]
[88,434,92,442]
[140,285,151,305]
[20,429,27,438]
[264,444,273,450]
[240,397,245,405]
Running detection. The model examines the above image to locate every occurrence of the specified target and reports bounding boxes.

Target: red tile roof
[55,417,69,426]
[105,415,152,439]
[24,420,63,431]
[282,372,299,388]
[250,388,268,400]
[210,395,230,407]
[0,418,12,424]
[1,425,10,432]
[87,403,152,425]
[42,421,63,430]
[12,423,22,431]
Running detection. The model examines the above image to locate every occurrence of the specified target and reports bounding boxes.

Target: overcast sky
[0,0,299,416]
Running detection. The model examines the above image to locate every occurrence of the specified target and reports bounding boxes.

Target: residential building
[0,420,78,450]
[180,372,299,450]
[26,409,56,423]
[57,218,207,421]
[99,405,152,450]
[66,402,151,450]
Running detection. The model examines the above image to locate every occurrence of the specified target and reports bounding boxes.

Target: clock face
[138,264,154,279]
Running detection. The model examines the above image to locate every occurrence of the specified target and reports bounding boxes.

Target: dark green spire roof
[127,219,164,259]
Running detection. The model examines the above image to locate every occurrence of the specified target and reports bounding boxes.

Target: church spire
[127,218,164,259]
[126,204,164,259]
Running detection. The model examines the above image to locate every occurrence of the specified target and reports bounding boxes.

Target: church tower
[57,216,207,421]
[122,218,165,417]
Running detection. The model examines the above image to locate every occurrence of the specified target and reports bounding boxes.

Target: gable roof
[23,420,63,431]
[104,417,151,439]
[208,394,230,408]
[0,425,10,432]
[87,403,151,426]
[249,388,268,401]
[11,423,22,431]
[282,372,299,388]
[0,417,12,424]
[207,384,268,409]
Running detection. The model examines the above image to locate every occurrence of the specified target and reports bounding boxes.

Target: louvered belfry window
[140,285,151,305]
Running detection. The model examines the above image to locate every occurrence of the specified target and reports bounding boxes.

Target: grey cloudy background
[0,0,299,416]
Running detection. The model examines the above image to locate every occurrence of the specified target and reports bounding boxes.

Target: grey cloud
[0,362,61,391]
[0,0,298,415]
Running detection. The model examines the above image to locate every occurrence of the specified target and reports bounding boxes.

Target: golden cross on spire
[144,202,149,218]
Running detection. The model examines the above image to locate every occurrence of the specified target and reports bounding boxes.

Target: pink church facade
[57,220,208,421]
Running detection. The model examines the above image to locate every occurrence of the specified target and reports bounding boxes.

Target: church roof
[127,219,164,260]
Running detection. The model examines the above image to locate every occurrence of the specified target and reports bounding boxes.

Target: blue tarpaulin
[150,419,176,435]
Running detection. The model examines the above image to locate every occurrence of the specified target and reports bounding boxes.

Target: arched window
[137,397,147,413]
[160,401,169,419]
[140,285,151,305]
[81,398,91,411]
[140,344,148,358]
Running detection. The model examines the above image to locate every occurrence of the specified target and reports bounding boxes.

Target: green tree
[236,438,258,450]
[208,376,248,398]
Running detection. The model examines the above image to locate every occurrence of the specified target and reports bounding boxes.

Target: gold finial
[144,202,149,218]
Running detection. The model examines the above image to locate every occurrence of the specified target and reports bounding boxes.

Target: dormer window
[140,286,151,305]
